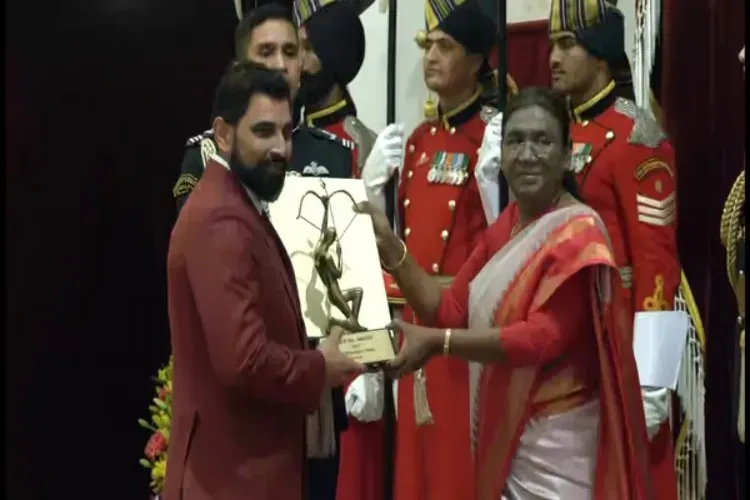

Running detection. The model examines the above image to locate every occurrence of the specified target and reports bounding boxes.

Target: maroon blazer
[164,160,327,500]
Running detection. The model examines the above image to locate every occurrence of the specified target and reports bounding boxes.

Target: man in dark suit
[165,62,363,500]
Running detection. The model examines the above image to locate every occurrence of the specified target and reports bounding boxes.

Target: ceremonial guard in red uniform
[361,1,515,498]
[548,2,681,498]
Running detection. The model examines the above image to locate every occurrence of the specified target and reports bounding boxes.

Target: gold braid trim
[720,170,745,292]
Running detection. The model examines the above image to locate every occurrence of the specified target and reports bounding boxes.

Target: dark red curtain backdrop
[659,0,745,498]
[507,20,552,88]
[5,0,244,497]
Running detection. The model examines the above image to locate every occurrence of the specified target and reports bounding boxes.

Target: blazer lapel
[208,162,307,342]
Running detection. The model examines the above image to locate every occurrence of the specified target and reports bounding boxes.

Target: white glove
[345,372,384,422]
[362,123,405,212]
[641,387,669,440]
[474,113,503,224]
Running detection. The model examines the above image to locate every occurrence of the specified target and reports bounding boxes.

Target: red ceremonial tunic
[569,81,680,500]
[386,88,490,500]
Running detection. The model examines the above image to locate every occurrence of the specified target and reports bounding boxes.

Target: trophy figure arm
[333,243,344,277]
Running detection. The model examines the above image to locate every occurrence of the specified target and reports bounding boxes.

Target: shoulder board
[184,129,214,147]
[307,127,355,150]
[342,115,377,164]
[480,105,500,124]
[613,98,667,148]
[172,173,199,199]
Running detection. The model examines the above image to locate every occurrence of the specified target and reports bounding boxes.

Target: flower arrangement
[138,357,173,495]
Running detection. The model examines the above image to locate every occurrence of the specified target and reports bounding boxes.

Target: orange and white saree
[434,201,654,499]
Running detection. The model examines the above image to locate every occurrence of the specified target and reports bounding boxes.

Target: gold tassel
[414,30,436,121]
[413,368,434,426]
[423,92,437,120]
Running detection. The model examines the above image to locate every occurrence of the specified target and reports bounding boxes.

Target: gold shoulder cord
[720,170,745,294]
[721,170,746,442]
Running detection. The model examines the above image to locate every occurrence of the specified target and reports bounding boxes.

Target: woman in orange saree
[356,87,654,499]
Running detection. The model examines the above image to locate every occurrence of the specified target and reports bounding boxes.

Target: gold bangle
[381,239,408,272]
[443,329,453,356]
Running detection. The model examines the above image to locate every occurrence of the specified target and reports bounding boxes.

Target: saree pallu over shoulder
[467,204,654,500]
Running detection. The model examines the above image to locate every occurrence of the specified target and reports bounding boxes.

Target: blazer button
[582,120,590,127]
[431,263,440,273]
[407,170,414,178]
[586,155,592,164]
[404,227,411,237]
[605,130,615,140]
[430,127,437,135]
[441,230,449,240]
[449,127,456,135]
[408,144,415,153]
[448,200,456,210]
[404,199,410,207]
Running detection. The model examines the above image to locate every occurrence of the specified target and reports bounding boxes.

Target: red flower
[145,431,167,460]
[158,386,169,400]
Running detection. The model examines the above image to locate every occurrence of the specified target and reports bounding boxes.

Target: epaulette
[307,127,355,150]
[342,116,377,170]
[613,98,667,148]
[184,129,214,148]
[173,174,198,199]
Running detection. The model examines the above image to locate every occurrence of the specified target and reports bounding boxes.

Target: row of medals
[427,156,468,186]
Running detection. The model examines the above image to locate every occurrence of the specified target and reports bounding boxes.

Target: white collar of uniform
[210,154,268,215]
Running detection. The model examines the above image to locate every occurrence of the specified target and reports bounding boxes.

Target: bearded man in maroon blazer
[164,62,363,500]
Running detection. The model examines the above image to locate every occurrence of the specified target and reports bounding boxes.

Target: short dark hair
[234,4,295,60]
[211,61,291,125]
[502,87,582,200]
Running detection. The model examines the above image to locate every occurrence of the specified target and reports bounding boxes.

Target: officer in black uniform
[173,2,363,213]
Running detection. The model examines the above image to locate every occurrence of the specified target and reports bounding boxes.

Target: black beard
[229,148,287,203]
[298,70,337,108]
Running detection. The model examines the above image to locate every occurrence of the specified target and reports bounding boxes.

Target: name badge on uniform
[427,152,469,186]
[569,143,592,174]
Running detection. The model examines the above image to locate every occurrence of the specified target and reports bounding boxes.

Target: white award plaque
[268,177,392,342]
